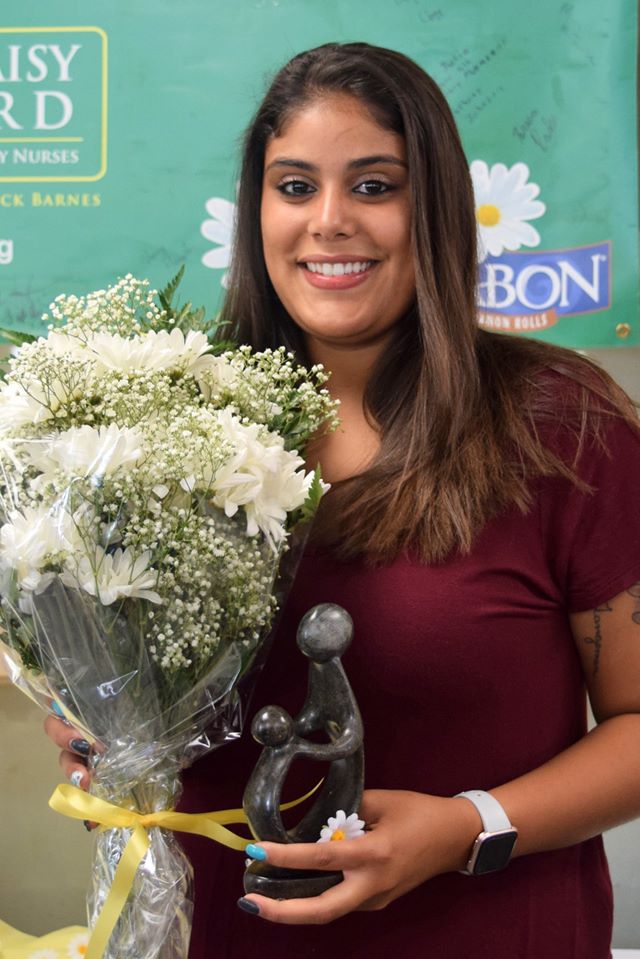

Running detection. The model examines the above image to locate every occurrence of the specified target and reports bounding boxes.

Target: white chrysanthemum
[0,379,55,431]
[0,505,86,591]
[209,410,315,546]
[87,327,213,375]
[201,195,237,289]
[66,931,90,958]
[470,160,545,261]
[45,329,89,360]
[87,330,169,372]
[0,368,86,433]
[160,328,215,375]
[194,353,239,400]
[64,545,162,605]
[28,424,144,482]
[317,810,365,843]
[0,435,27,472]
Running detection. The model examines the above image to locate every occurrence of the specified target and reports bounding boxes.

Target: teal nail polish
[237,897,260,916]
[52,701,64,716]
[245,843,267,862]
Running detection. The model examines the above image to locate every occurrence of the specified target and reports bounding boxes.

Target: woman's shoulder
[479,329,639,470]
[488,332,635,426]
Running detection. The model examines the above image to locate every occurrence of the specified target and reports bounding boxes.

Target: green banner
[0,0,637,346]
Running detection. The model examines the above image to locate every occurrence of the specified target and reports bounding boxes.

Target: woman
[46,43,640,958]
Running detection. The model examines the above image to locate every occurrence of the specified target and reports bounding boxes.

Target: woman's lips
[299,261,378,290]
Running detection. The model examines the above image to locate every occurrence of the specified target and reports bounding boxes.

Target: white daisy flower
[28,424,144,482]
[66,930,90,957]
[470,160,546,262]
[63,545,162,605]
[317,809,365,843]
[201,195,237,289]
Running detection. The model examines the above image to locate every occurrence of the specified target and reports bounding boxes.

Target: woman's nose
[307,187,355,240]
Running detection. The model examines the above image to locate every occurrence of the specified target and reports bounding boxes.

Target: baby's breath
[0,274,337,695]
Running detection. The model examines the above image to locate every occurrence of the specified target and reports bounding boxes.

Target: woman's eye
[354,180,391,196]
[277,180,314,197]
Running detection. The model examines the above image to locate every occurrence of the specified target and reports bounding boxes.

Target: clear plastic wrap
[0,462,308,959]
[0,274,336,958]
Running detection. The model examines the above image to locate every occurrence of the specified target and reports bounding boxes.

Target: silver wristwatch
[454,789,518,876]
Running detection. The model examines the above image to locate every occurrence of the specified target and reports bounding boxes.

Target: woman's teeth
[305,261,372,276]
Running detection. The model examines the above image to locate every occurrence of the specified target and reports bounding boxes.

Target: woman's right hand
[43,712,93,791]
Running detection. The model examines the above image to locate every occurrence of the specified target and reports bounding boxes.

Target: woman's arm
[240,581,640,924]
[491,579,640,854]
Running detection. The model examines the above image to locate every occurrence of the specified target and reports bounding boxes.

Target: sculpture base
[243,861,343,899]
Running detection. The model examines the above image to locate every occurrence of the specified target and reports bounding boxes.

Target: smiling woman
[44,41,640,959]
[260,95,414,351]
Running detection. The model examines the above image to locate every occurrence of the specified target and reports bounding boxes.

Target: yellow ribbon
[49,781,319,959]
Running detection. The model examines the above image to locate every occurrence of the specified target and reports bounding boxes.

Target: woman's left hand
[239,789,480,924]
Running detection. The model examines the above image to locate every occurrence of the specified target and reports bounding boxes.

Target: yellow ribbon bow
[49,784,251,959]
[49,781,319,959]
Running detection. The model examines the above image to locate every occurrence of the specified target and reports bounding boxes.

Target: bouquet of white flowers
[0,272,337,959]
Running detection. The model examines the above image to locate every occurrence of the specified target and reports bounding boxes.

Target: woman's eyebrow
[264,154,408,173]
[349,154,407,169]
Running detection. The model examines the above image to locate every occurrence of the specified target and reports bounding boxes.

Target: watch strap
[454,790,512,832]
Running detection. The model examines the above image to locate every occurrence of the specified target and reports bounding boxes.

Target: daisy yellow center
[330,829,346,841]
[476,203,501,227]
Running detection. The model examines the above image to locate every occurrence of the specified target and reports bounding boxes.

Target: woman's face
[261,94,415,353]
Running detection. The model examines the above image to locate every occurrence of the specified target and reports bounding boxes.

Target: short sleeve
[540,415,640,612]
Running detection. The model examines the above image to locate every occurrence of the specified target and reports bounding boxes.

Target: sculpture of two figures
[243,603,365,899]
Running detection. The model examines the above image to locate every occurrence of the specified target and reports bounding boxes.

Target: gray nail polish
[237,898,260,916]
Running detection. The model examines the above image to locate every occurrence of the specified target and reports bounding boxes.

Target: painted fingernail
[245,843,267,862]
[70,738,92,757]
[237,898,260,916]
[51,702,72,726]
[70,770,84,788]
[83,820,92,832]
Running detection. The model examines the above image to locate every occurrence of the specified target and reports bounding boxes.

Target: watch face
[473,831,518,875]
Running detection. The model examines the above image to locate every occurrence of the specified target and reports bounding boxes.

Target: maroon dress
[178,412,640,959]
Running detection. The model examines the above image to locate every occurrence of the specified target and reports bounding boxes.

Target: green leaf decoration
[158,264,186,312]
[0,327,36,348]
[300,465,325,523]
[156,267,232,344]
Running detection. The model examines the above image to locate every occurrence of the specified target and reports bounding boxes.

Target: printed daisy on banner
[200,195,237,288]
[470,161,546,262]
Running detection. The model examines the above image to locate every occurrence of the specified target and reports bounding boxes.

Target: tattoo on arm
[626,582,640,626]
[583,603,612,677]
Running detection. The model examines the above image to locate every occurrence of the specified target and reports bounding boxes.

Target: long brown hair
[221,42,638,564]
